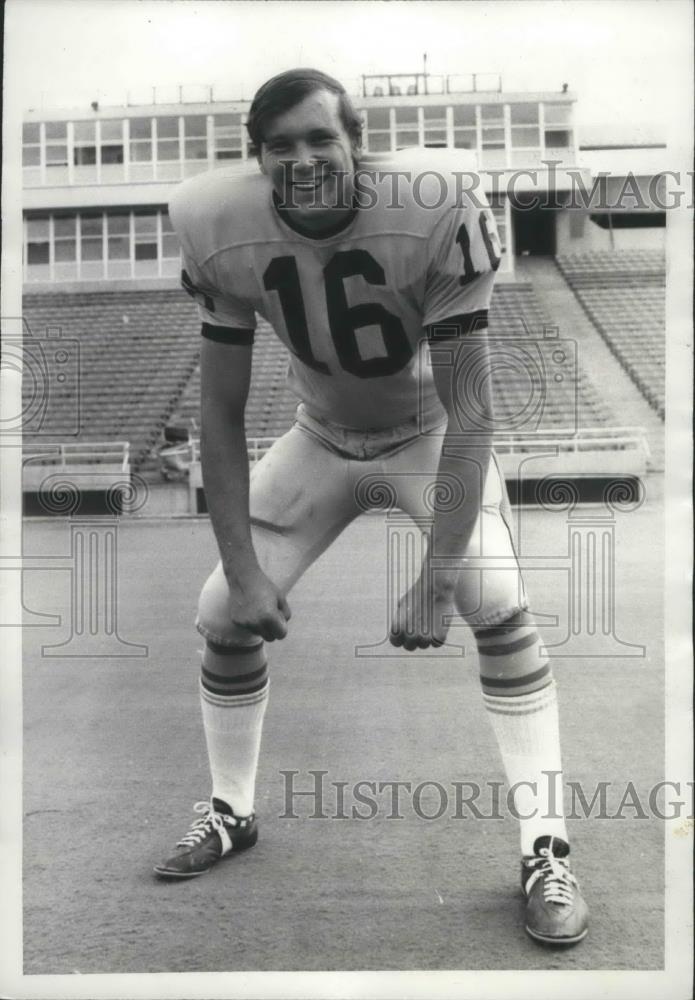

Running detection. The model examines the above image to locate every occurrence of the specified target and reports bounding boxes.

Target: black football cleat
[154,799,258,879]
[521,835,589,945]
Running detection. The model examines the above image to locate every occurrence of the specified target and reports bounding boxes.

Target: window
[79,213,104,279]
[26,218,50,271]
[453,104,476,150]
[53,215,77,279]
[423,105,447,147]
[156,116,180,159]
[73,121,96,164]
[544,103,572,125]
[396,131,418,149]
[454,132,476,150]
[182,115,208,177]
[161,213,179,258]
[213,113,243,161]
[45,121,68,183]
[73,120,97,184]
[134,212,158,275]
[156,116,181,180]
[23,123,42,183]
[100,120,125,180]
[129,117,154,181]
[106,212,131,277]
[23,208,181,282]
[544,129,571,149]
[366,108,390,130]
[480,103,503,124]
[481,127,505,149]
[365,107,391,153]
[366,132,391,152]
[130,117,153,158]
[107,213,130,256]
[511,127,540,148]
[183,115,207,158]
[510,103,539,125]
[101,145,124,164]
[395,106,418,145]
[453,105,475,126]
[161,212,180,277]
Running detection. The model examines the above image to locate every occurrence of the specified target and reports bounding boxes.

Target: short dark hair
[246,68,363,153]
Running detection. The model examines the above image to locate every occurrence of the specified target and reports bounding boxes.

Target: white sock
[475,612,568,856]
[483,682,568,855]
[199,642,269,817]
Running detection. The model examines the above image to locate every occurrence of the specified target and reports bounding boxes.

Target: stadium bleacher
[487,283,613,431]
[23,282,615,473]
[173,283,614,442]
[22,290,201,467]
[556,251,665,418]
[172,317,298,439]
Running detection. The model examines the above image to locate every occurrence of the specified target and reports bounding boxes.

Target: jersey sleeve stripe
[426,310,489,340]
[201,323,255,346]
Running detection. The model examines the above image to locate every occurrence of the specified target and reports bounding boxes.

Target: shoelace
[526,847,578,906]
[177,801,237,847]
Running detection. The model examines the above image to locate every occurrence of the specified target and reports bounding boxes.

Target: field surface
[21,483,664,974]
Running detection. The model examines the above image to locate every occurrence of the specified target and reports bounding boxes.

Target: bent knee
[196,563,259,648]
[455,565,528,629]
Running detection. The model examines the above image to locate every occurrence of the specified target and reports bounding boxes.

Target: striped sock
[475,611,568,855]
[199,639,269,817]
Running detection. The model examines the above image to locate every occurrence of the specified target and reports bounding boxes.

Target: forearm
[200,408,259,584]
[427,324,495,589]
[431,423,492,589]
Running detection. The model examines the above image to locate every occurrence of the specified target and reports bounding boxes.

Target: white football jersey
[169,149,501,430]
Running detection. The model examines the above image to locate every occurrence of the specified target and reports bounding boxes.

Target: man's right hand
[226,567,291,641]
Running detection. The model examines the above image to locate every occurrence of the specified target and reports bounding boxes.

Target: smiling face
[258,89,359,233]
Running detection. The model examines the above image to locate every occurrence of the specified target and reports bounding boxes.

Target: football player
[154,68,588,947]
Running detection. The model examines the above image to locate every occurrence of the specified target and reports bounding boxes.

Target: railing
[492,426,650,457]
[31,73,511,112]
[192,427,650,464]
[21,427,649,477]
[23,440,131,470]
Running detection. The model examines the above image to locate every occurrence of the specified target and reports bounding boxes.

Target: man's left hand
[389,570,457,651]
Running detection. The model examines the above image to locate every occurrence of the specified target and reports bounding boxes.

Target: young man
[156,68,588,946]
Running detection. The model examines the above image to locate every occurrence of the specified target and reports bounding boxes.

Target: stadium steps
[22,290,201,468]
[171,287,614,443]
[554,251,665,421]
[22,282,622,473]
[486,282,614,432]
[515,256,664,471]
[169,316,298,440]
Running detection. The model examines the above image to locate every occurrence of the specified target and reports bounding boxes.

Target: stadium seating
[22,290,202,467]
[173,317,298,439]
[171,283,614,441]
[23,283,613,471]
[556,251,665,418]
